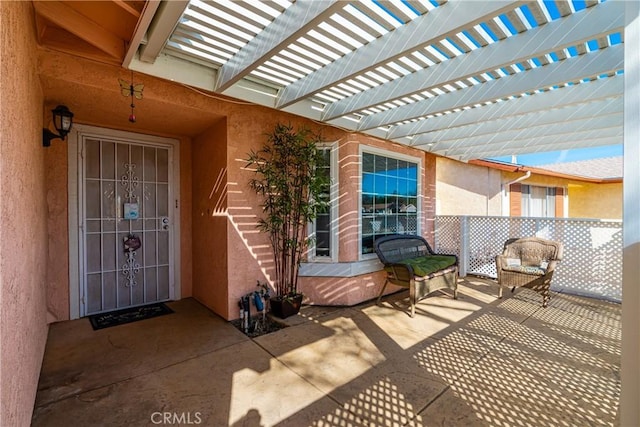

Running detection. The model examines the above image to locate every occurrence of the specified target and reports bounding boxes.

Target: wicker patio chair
[495,237,563,307]
[374,235,458,317]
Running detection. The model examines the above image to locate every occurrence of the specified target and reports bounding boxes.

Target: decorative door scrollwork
[122,234,141,287]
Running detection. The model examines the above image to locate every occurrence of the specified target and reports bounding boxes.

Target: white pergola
[125,0,623,161]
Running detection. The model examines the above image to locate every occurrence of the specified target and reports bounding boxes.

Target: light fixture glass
[52,105,73,138]
[43,105,73,147]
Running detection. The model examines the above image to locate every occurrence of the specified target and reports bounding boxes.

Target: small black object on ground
[230,315,286,338]
[89,302,173,330]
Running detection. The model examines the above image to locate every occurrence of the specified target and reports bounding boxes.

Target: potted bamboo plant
[246,123,328,318]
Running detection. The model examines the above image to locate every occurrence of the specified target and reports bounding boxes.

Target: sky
[489,145,623,166]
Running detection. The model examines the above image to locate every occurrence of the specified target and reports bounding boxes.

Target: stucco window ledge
[299,259,384,277]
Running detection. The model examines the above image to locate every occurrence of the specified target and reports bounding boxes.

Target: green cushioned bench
[385,255,457,277]
[375,235,458,317]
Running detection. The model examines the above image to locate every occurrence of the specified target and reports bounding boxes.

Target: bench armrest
[385,262,416,282]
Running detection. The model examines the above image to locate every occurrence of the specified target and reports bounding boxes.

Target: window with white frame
[361,151,419,255]
[311,145,336,260]
[521,185,556,217]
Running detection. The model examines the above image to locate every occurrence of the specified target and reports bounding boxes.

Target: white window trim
[308,141,339,262]
[300,144,423,277]
[358,145,423,260]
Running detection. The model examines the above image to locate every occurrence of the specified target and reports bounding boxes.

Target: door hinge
[175,199,179,209]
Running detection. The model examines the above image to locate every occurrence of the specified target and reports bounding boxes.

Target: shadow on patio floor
[32,277,621,426]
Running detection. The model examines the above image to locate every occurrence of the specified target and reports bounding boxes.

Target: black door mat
[89,302,174,330]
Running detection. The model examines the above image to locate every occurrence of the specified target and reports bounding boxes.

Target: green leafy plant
[246,123,329,299]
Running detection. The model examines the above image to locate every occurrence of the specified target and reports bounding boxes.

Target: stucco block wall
[192,119,229,317]
[436,157,502,216]
[224,112,344,319]
[225,111,275,319]
[44,103,70,321]
[337,138,361,260]
[298,271,391,306]
[179,136,193,297]
[569,182,622,219]
[0,2,49,425]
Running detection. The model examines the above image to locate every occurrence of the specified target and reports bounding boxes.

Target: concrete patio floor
[32,277,621,426]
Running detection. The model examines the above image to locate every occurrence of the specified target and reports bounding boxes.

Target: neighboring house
[436,157,622,220]
[535,157,623,220]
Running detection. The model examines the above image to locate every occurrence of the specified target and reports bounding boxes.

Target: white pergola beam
[413,97,622,147]
[439,126,622,158]
[276,0,524,108]
[323,0,623,121]
[139,0,189,63]
[431,113,622,153]
[456,137,621,161]
[358,44,624,131]
[130,53,217,92]
[130,51,355,128]
[388,75,623,139]
[216,0,344,92]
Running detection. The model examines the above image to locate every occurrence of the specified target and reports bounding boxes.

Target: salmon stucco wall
[337,138,361,260]
[0,2,49,425]
[44,102,70,321]
[192,119,229,317]
[179,136,193,298]
[223,112,344,318]
[299,271,390,306]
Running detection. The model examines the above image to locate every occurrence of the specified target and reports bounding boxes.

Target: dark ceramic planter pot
[270,294,303,319]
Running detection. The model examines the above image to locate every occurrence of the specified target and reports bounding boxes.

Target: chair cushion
[386,255,457,277]
[503,265,546,275]
[506,258,521,266]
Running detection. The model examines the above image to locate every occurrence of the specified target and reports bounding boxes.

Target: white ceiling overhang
[125,0,625,161]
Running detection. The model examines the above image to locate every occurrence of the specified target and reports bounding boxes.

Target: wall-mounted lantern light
[43,105,74,147]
